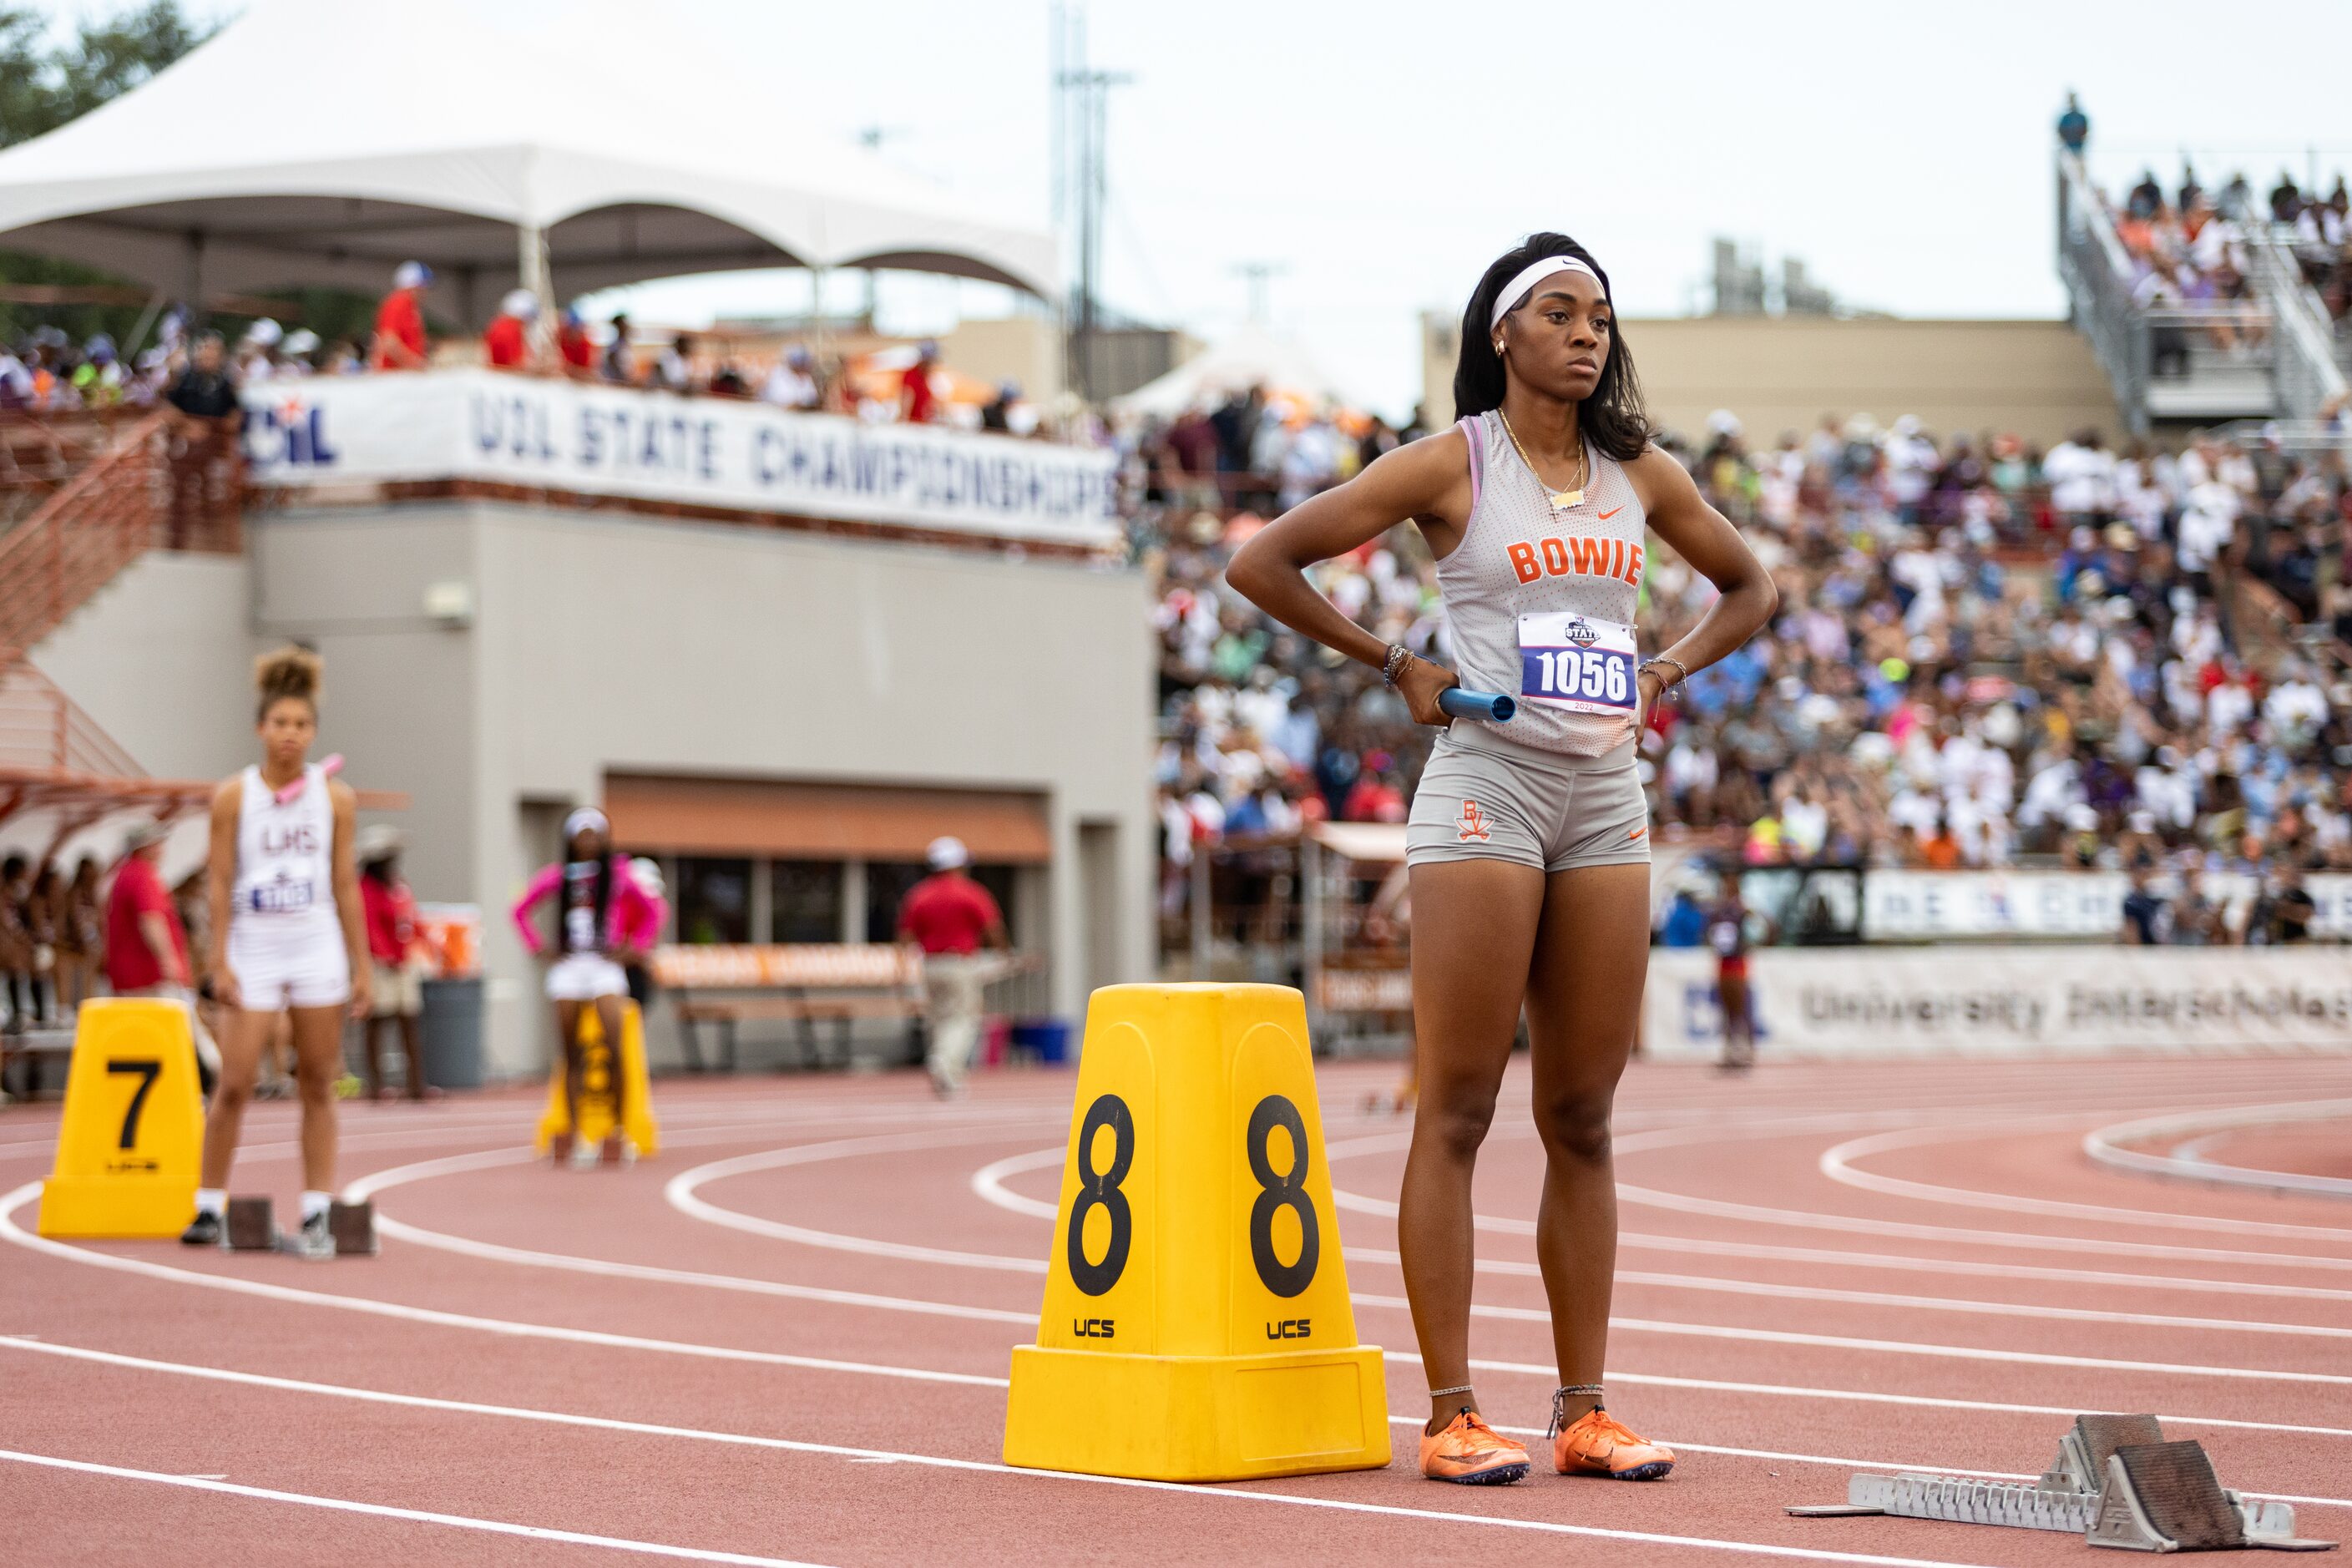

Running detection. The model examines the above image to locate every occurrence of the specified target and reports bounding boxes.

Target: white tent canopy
[1112,323,1344,421]
[0,0,1057,327]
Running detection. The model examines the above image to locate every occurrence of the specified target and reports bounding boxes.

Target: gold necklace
[1498,409,1589,511]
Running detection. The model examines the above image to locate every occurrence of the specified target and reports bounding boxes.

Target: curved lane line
[1820,1123,2352,1239]
[986,1134,2352,1302]
[2084,1100,2352,1201]
[0,1447,834,1566]
[984,1135,2352,1322]
[0,1343,2025,1568]
[0,1181,1003,1389]
[1331,1121,2352,1272]
[349,1136,2352,1439]
[665,1143,2352,1383]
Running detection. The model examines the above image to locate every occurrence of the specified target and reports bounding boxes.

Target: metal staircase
[2056,147,2349,433]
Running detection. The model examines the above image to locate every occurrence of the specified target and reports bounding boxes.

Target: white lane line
[1820,1125,2352,1241]
[0,1182,1004,1389]
[668,1136,1053,1273]
[1368,1293,2352,1386]
[675,1146,2352,1382]
[2086,1100,2352,1200]
[20,1159,2348,1448]
[350,1149,2352,1438]
[0,1339,2015,1568]
[1610,1179,2352,1272]
[13,1334,2344,1540]
[1328,1120,2352,1273]
[980,1140,2352,1303]
[349,1144,1038,1326]
[0,1447,834,1566]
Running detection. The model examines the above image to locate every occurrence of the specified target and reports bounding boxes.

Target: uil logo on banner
[1004,984,1388,1483]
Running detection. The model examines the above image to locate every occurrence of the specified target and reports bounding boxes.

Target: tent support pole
[811,264,831,369]
[518,222,555,352]
[182,230,205,321]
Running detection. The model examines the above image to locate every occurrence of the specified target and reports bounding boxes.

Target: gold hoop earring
[1494,341,1505,355]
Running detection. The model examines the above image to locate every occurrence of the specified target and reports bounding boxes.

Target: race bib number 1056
[1518,613,1637,714]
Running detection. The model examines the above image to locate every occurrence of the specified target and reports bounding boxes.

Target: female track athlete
[1229,234,1776,1485]
[182,647,371,1259]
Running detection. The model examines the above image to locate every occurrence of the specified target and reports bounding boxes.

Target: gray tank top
[1434,412,1647,757]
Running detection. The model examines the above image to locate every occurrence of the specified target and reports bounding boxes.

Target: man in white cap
[372,260,432,371]
[896,836,1009,1096]
[484,288,539,371]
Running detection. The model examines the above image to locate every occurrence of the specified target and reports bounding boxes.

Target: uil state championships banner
[240,369,1120,547]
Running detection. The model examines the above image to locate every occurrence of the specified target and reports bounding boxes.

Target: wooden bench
[651,944,926,1073]
[0,1027,76,1102]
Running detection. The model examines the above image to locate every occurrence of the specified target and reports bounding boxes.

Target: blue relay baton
[1438,687,1516,723]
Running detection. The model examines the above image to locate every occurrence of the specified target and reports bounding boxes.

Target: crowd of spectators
[2097,155,2352,331]
[1134,391,2352,943]
[0,260,1043,437]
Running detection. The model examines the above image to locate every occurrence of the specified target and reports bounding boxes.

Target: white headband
[564,807,609,841]
[1489,256,1604,333]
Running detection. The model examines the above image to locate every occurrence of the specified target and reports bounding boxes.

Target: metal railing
[2056,150,2154,430]
[2238,223,2351,424]
[0,411,240,665]
[2055,149,2349,430]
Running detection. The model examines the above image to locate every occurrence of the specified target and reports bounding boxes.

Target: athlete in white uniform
[183,647,371,1259]
[1229,237,1776,1487]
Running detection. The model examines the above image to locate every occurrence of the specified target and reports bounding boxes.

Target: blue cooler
[1009,1018,1072,1065]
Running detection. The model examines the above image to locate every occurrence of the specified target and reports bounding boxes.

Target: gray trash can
[420,978,486,1090]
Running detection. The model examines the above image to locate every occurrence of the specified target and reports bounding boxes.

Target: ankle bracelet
[1428,1384,1474,1400]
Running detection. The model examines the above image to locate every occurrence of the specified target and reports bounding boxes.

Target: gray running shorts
[1405,723,1651,873]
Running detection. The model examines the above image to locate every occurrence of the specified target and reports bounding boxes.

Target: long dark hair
[554,837,613,953]
[1454,232,1650,462]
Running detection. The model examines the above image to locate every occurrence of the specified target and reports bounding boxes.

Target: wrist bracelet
[1638,656,1687,698]
[1381,643,1411,686]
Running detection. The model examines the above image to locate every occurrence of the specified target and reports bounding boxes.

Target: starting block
[1002,984,1389,1483]
[37,999,205,1238]
[225,1196,277,1251]
[534,1000,659,1158]
[1788,1414,2334,1551]
[327,1198,377,1256]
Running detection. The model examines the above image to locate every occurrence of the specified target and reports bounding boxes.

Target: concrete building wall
[1420,314,2127,448]
[248,502,1157,1077]
[30,551,255,782]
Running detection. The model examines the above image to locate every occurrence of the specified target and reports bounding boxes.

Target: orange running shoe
[1419,1408,1530,1485]
[1550,1398,1674,1481]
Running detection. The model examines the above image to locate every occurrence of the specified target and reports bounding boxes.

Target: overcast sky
[41,0,2352,417]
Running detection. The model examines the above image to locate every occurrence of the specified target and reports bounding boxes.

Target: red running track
[4,1053,2350,1566]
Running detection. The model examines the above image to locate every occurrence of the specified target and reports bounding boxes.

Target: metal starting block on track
[1788,1414,2335,1552]
[326,1199,377,1256]
[224,1196,277,1251]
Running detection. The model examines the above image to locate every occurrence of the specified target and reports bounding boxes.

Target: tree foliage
[0,2,216,151]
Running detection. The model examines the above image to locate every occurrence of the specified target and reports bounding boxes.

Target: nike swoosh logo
[1598,507,1623,520]
[1626,826,1646,841]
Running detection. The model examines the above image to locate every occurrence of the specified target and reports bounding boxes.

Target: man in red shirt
[557,306,596,378]
[371,260,432,371]
[104,822,219,1093]
[897,836,1007,1096]
[483,289,539,371]
[900,340,942,425]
